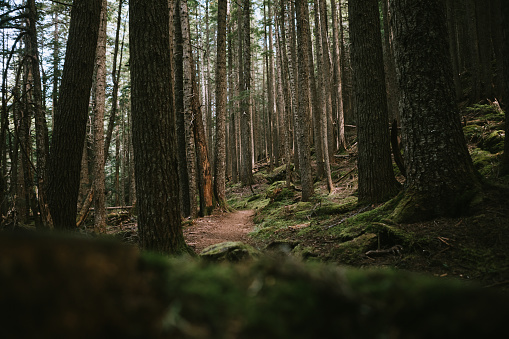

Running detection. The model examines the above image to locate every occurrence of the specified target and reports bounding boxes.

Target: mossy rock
[463,124,484,142]
[470,148,500,177]
[199,241,261,262]
[332,233,378,263]
[264,240,299,254]
[479,130,505,154]
[291,244,319,260]
[265,181,295,202]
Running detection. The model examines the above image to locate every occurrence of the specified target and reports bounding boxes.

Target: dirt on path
[183,210,256,254]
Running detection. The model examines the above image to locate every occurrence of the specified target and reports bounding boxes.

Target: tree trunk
[294,0,315,201]
[389,0,480,222]
[240,0,253,186]
[312,0,332,190]
[318,0,336,161]
[28,0,51,228]
[174,0,191,217]
[213,0,228,208]
[381,0,400,120]
[130,0,190,254]
[180,0,214,216]
[47,0,102,230]
[309,2,325,179]
[331,0,347,151]
[92,0,107,233]
[349,0,400,203]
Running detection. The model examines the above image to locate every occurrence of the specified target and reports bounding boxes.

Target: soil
[183,209,256,254]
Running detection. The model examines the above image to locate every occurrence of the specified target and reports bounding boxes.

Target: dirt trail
[183,210,256,254]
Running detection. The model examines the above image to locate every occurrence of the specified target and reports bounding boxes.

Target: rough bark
[240,0,253,186]
[174,0,191,217]
[295,0,315,201]
[92,0,107,233]
[213,0,228,208]
[130,0,190,254]
[47,0,102,230]
[318,0,336,161]
[179,0,199,218]
[28,0,51,228]
[389,0,480,222]
[331,0,347,151]
[309,2,325,179]
[312,0,332,191]
[349,0,400,203]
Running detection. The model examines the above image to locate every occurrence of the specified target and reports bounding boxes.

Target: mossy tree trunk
[388,0,480,223]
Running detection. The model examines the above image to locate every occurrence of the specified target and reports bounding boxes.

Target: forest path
[183,209,256,254]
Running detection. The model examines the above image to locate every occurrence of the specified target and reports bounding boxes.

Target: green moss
[199,242,261,262]
[479,130,505,154]
[470,147,500,177]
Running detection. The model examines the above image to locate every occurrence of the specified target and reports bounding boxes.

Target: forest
[1,0,509,337]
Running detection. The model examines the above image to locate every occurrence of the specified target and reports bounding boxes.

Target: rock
[199,241,261,262]
[265,240,299,254]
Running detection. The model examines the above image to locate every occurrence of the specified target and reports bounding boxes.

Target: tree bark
[294,0,315,201]
[240,0,253,186]
[47,0,102,230]
[180,0,214,216]
[331,0,347,151]
[349,0,400,203]
[213,0,228,208]
[130,0,190,254]
[389,0,480,222]
[92,0,107,233]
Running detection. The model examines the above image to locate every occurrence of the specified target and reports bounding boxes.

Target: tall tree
[349,0,400,203]
[174,0,191,217]
[130,0,190,254]
[180,0,214,216]
[46,0,102,230]
[213,0,228,208]
[240,0,253,186]
[294,0,314,201]
[27,0,51,227]
[388,0,480,222]
[331,0,347,150]
[92,0,107,233]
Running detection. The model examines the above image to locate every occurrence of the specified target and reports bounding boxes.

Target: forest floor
[98,102,509,292]
[183,209,256,253]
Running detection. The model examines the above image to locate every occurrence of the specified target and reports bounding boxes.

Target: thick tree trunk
[389,0,480,222]
[349,0,400,203]
[47,0,102,230]
[130,0,190,254]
